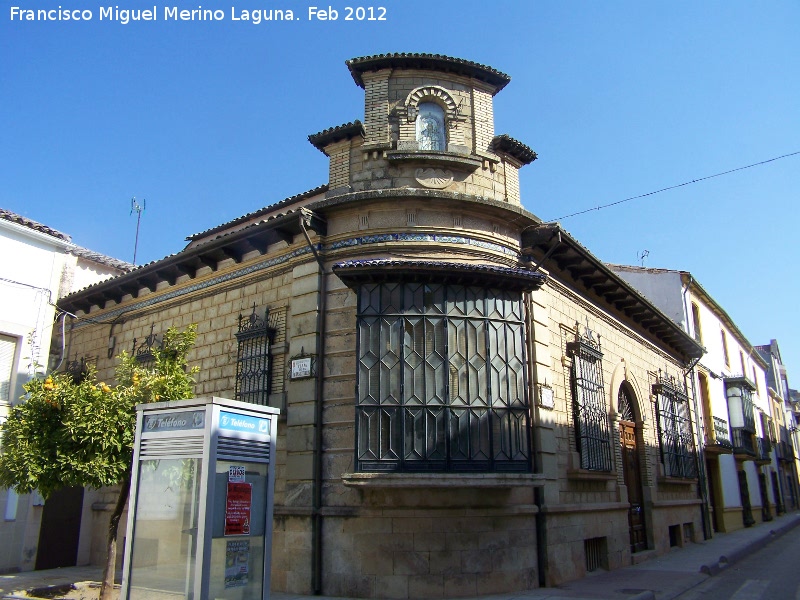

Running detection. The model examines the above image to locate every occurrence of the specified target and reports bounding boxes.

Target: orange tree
[0,325,198,600]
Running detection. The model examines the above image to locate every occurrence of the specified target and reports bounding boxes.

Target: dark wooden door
[620,420,647,553]
[706,458,722,532]
[35,486,84,570]
[737,469,755,527]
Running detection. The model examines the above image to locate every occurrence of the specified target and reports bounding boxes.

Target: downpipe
[525,291,548,587]
[300,216,326,595]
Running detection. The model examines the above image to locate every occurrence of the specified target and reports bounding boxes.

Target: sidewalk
[3,511,799,600]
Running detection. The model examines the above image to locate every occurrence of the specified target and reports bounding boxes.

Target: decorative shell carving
[415,168,453,189]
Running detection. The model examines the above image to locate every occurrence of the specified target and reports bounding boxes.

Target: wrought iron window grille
[653,372,697,478]
[64,354,93,383]
[712,416,733,448]
[131,324,163,367]
[234,304,276,406]
[355,282,531,473]
[566,323,612,471]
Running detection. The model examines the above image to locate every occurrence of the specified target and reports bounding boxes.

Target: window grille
[653,374,697,478]
[566,327,612,471]
[234,305,275,406]
[131,324,162,367]
[64,355,91,384]
[584,537,606,572]
[355,282,530,473]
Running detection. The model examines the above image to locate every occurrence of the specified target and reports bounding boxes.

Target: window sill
[341,472,545,489]
[657,476,697,486]
[567,468,616,482]
[385,150,483,171]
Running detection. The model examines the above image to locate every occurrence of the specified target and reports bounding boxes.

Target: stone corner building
[58,54,704,598]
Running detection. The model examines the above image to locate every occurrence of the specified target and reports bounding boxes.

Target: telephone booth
[120,397,279,600]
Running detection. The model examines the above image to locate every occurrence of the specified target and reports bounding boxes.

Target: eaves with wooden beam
[522,223,703,363]
[58,208,327,315]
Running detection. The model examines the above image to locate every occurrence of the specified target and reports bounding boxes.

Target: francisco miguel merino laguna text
[9,5,388,23]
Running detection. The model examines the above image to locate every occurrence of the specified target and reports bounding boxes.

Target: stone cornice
[346,53,511,94]
[308,120,365,153]
[493,134,538,165]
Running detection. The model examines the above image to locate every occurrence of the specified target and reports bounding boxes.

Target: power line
[552,150,800,221]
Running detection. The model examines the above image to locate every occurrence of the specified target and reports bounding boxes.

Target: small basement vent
[584,537,607,573]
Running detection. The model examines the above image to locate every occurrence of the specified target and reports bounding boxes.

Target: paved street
[3,512,800,600]
[674,526,800,600]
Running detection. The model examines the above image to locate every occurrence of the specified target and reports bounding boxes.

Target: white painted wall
[0,217,126,573]
[608,267,686,329]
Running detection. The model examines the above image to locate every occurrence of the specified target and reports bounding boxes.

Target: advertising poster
[224,540,250,589]
[224,481,253,536]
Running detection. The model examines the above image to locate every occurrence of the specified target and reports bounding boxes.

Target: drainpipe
[300,215,326,595]
[681,275,712,540]
[525,291,548,587]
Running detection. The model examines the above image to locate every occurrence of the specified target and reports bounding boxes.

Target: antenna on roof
[130,197,146,265]
[637,249,649,267]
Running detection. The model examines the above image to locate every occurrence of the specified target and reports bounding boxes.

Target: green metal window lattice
[355,282,530,473]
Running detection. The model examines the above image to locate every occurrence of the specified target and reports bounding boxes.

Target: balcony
[705,416,733,454]
[777,440,796,463]
[731,427,756,459]
[756,437,771,464]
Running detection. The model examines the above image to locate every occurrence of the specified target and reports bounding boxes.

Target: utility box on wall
[121,397,280,600]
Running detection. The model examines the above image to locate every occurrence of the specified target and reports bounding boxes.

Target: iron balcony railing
[710,416,733,449]
[777,440,796,462]
[756,437,771,462]
[731,427,756,456]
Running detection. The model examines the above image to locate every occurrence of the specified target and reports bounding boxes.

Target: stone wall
[530,273,702,584]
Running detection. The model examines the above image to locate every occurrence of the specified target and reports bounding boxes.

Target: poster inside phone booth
[121,397,279,600]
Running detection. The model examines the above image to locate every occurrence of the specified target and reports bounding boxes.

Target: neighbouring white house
[0,207,132,573]
[607,265,777,535]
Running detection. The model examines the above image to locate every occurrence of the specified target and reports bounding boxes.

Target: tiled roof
[333,259,547,291]
[346,53,511,93]
[523,225,705,361]
[185,185,328,242]
[493,135,537,165]
[70,246,135,272]
[0,207,71,242]
[308,121,365,152]
[60,207,326,312]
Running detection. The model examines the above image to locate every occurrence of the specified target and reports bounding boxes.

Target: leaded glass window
[653,375,697,478]
[235,306,274,406]
[416,102,446,151]
[356,282,530,472]
[567,329,612,471]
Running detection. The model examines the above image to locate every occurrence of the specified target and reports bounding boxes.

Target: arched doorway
[618,384,647,553]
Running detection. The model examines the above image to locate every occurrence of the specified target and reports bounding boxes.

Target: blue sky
[2,1,799,377]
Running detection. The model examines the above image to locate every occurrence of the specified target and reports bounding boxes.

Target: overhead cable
[552,150,800,221]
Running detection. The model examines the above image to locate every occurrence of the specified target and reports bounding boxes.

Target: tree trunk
[99,470,131,600]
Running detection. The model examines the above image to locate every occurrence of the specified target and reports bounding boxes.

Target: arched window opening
[416,102,446,151]
[618,385,636,422]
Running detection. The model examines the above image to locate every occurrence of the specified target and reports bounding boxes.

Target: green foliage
[0,325,198,499]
